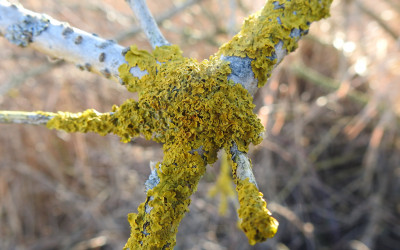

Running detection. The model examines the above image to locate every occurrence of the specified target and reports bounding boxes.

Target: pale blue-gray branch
[126,0,170,48]
[0,0,125,81]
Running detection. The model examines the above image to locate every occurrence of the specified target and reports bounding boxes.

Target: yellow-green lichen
[217,0,332,87]
[46,109,113,135]
[119,45,264,249]
[236,178,279,245]
[47,44,265,249]
[227,150,279,245]
[43,1,334,247]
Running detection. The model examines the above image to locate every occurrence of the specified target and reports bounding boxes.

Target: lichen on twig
[0,0,334,248]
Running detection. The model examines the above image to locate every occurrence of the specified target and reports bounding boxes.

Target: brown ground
[0,0,399,249]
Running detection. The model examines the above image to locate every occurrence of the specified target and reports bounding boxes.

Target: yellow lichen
[217,0,332,87]
[119,45,264,249]
[235,178,279,245]
[43,1,334,248]
[47,45,264,249]
[47,109,113,135]
[227,150,279,245]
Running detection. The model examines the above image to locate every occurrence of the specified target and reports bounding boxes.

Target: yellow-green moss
[217,0,332,87]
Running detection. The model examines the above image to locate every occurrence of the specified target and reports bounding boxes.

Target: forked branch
[0,0,334,248]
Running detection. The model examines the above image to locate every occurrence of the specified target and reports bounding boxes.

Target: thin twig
[116,0,202,43]
[229,143,279,243]
[383,0,400,14]
[228,0,237,36]
[269,202,314,239]
[362,109,394,194]
[126,0,170,48]
[230,143,258,187]
[0,111,55,125]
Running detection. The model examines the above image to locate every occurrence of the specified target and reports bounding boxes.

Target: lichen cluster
[44,0,334,248]
[47,45,267,248]
[117,45,268,249]
[47,109,113,135]
[5,14,50,47]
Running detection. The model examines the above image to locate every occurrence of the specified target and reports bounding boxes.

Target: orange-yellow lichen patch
[116,45,264,153]
[217,0,332,87]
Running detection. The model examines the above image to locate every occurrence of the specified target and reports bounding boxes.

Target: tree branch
[0,0,333,248]
[0,0,126,82]
[218,0,332,95]
[230,142,258,187]
[229,143,279,245]
[217,2,332,242]
[0,111,55,125]
[356,0,398,40]
[116,0,202,43]
[126,0,170,48]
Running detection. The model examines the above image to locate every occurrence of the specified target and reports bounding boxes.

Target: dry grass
[0,0,399,249]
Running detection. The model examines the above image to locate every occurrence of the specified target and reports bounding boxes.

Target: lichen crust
[5,14,50,47]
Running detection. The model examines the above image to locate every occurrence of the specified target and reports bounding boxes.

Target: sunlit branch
[0,111,55,125]
[230,142,258,187]
[116,0,202,43]
[0,0,125,82]
[126,0,170,48]
[218,0,332,95]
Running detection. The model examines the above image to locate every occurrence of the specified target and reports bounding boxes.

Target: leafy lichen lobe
[47,109,113,135]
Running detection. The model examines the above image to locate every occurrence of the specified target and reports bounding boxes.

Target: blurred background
[0,0,399,249]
